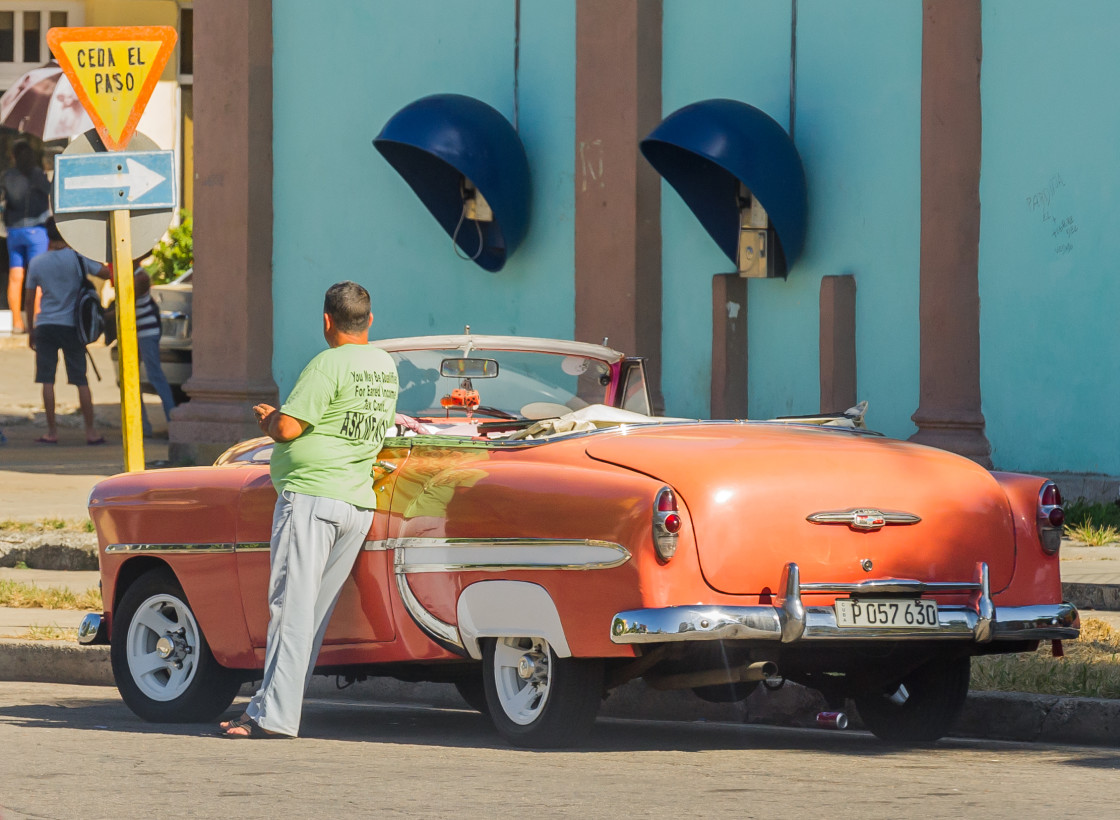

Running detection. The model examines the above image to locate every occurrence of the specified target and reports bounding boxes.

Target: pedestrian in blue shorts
[2,140,50,334]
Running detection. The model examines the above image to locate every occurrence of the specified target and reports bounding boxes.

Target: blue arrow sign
[53,150,176,214]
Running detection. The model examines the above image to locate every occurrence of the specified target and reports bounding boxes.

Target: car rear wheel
[110,569,240,723]
[853,656,971,743]
[482,636,603,748]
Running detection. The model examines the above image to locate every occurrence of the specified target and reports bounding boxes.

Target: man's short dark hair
[45,218,62,242]
[324,281,371,334]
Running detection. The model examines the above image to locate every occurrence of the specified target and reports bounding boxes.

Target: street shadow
[3,693,1120,762]
[1058,755,1120,770]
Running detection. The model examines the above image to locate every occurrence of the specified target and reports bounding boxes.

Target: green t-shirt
[270,344,399,509]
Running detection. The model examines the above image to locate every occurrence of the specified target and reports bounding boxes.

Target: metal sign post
[48,25,177,472]
[110,211,144,471]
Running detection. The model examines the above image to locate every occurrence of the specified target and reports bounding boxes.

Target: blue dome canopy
[374,94,531,272]
[641,99,807,274]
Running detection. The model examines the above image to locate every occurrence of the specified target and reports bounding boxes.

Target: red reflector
[657,489,677,512]
[663,513,681,533]
[1048,508,1065,527]
[1041,484,1062,507]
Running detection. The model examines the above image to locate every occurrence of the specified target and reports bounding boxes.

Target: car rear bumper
[609,561,1080,645]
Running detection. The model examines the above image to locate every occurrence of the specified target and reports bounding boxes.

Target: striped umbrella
[0,61,92,142]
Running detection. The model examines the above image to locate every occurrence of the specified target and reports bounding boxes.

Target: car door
[234,444,409,648]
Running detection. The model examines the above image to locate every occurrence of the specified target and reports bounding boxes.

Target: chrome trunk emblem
[806,508,921,531]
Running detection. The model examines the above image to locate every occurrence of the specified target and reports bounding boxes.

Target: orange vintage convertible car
[81,334,1078,748]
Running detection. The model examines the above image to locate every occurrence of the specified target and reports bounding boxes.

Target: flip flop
[219,718,290,739]
[34,436,58,444]
[86,437,107,446]
[218,713,251,732]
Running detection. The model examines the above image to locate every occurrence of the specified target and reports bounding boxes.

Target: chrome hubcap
[493,638,553,725]
[125,593,202,702]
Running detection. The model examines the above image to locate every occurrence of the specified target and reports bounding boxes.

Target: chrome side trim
[391,537,631,573]
[610,561,1080,645]
[361,539,392,552]
[105,542,236,554]
[236,542,270,553]
[393,571,464,650]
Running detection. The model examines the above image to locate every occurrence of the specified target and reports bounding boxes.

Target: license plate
[834,598,939,629]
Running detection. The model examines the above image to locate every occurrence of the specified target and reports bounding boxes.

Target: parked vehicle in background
[109,267,192,403]
[82,333,1078,749]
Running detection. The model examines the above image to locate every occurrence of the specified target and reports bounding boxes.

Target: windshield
[390,348,614,419]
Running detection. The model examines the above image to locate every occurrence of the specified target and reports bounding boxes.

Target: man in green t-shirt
[221,281,398,739]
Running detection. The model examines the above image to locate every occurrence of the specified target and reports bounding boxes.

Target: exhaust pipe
[645,660,778,691]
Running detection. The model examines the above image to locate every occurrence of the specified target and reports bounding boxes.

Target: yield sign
[47,26,177,151]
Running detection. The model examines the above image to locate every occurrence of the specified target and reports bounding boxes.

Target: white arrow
[63,158,166,202]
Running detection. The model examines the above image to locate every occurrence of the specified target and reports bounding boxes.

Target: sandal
[34,436,58,444]
[218,713,251,732]
[86,436,107,446]
[220,718,290,739]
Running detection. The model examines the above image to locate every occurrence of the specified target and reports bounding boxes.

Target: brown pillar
[819,274,856,413]
[575,0,663,410]
[169,0,278,464]
[909,0,992,466]
[711,274,748,418]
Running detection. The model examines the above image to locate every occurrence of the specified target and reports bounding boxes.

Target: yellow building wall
[82,0,180,82]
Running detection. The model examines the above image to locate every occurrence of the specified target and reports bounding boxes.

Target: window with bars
[0,5,79,64]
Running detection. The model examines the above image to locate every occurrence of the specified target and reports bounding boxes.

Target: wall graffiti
[1026,173,1077,255]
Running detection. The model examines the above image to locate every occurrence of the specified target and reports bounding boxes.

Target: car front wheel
[110,568,240,723]
[853,655,971,743]
[482,636,603,748]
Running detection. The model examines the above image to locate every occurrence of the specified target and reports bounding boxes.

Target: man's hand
[252,403,307,443]
[395,412,425,434]
[253,403,276,435]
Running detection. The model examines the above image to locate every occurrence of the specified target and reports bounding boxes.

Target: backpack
[73,252,105,346]
[71,250,105,381]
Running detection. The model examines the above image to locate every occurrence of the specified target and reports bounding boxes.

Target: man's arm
[253,403,308,443]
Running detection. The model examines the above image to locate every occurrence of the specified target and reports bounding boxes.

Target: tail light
[1038,481,1063,554]
[653,487,681,561]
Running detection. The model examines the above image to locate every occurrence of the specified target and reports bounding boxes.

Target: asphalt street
[1,682,1119,820]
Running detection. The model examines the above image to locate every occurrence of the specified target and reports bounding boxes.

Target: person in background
[24,220,110,445]
[132,267,177,437]
[3,140,51,334]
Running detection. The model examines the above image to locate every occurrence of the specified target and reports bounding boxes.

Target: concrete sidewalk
[1,336,172,522]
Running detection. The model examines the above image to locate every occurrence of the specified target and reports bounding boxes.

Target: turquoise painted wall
[271,0,575,397]
[659,0,922,441]
[980,0,1120,476]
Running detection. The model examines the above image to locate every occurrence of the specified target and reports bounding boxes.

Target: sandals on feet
[218,713,251,732]
[220,718,290,739]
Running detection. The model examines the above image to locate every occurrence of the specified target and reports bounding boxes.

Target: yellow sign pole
[110,209,144,472]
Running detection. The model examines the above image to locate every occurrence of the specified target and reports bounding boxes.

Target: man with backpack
[23,220,110,445]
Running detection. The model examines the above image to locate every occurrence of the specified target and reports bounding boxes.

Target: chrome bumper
[610,562,1080,645]
[77,613,108,645]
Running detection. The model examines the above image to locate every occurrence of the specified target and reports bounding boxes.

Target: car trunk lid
[585,423,1016,597]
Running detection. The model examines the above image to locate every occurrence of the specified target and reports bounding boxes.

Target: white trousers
[244,490,373,736]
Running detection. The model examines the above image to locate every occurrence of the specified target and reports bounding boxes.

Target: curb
[1063,582,1120,612]
[2,640,1117,747]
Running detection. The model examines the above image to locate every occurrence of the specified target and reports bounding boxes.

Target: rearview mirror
[440,357,499,378]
